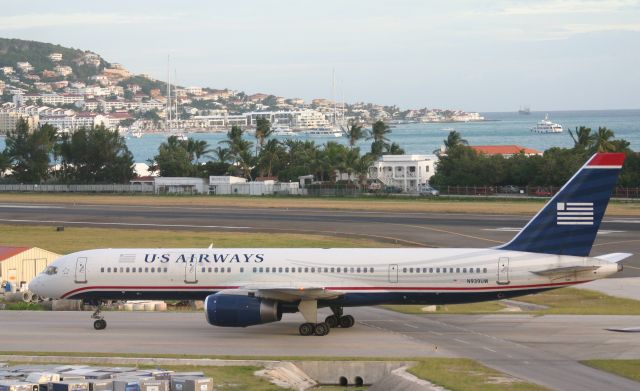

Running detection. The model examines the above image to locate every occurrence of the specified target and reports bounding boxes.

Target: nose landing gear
[89,302,107,330]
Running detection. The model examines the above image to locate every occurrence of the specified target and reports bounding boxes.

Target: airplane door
[75,257,87,284]
[497,257,510,285]
[185,263,198,284]
[388,264,398,283]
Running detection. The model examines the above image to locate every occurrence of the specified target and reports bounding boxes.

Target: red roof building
[471,145,542,157]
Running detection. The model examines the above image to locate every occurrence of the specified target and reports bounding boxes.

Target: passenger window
[337,267,341,273]
[253,267,257,272]
[138,267,142,272]
[150,267,155,272]
[450,268,454,273]
[409,268,413,273]
[125,267,130,273]
[285,267,289,273]
[442,268,447,273]
[476,268,481,273]
[311,267,315,273]
[240,267,244,273]
[483,268,488,273]
[305,267,309,273]
[429,268,433,273]
[132,268,136,273]
[101,267,104,273]
[221,268,225,273]
[324,267,328,273]
[350,267,355,273]
[259,267,264,273]
[144,267,148,273]
[463,268,467,273]
[331,267,335,273]
[357,267,361,273]
[120,267,124,272]
[201,267,206,273]
[164,267,168,272]
[107,267,111,272]
[370,267,374,273]
[402,267,407,273]
[227,267,231,273]
[279,267,283,273]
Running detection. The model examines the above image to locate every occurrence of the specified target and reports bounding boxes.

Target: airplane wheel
[325,315,339,328]
[93,319,107,330]
[299,322,314,336]
[314,322,330,336]
[339,315,355,328]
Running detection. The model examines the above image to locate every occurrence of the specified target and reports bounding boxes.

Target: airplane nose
[30,276,43,295]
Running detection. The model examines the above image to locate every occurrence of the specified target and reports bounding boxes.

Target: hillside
[0,38,109,82]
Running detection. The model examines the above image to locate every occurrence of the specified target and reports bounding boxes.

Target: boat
[441,127,455,132]
[530,114,563,133]
[302,126,344,138]
[272,125,298,137]
[130,130,143,139]
[518,106,531,115]
[175,133,188,141]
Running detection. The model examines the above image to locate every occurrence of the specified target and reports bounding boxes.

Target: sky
[0,0,639,112]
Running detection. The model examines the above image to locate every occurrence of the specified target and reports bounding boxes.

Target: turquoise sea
[1,110,639,163]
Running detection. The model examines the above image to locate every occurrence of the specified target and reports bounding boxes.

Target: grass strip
[0,192,637,216]
[382,288,640,315]
[581,360,640,383]
[409,358,550,391]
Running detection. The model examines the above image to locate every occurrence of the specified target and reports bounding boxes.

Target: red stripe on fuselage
[60,280,590,299]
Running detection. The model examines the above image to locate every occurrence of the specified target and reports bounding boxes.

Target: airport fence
[0,183,154,193]
[439,185,640,199]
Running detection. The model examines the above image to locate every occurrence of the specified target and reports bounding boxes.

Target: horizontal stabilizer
[531,265,600,277]
[595,253,633,263]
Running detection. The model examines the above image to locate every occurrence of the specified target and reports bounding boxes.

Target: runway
[0,202,638,276]
[1,309,639,391]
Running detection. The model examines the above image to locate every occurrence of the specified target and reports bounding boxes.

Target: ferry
[272,125,298,137]
[530,114,563,133]
[302,126,344,138]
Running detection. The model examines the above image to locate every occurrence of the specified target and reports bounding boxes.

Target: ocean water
[1,110,638,163]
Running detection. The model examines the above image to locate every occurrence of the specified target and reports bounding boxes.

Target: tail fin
[497,153,625,257]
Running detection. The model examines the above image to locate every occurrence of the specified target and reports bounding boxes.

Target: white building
[154,177,208,194]
[291,109,330,130]
[16,62,34,73]
[48,53,63,62]
[0,111,39,134]
[368,154,438,193]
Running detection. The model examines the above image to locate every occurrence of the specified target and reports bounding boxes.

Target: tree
[254,118,273,154]
[152,136,193,177]
[385,142,405,155]
[56,125,135,183]
[443,130,468,150]
[367,121,393,157]
[347,124,365,148]
[0,150,10,176]
[569,126,594,151]
[4,119,57,183]
[185,139,211,163]
[258,139,285,177]
[220,126,254,178]
[212,146,231,163]
[592,127,616,153]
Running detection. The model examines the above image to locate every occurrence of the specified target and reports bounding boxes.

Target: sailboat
[165,55,188,142]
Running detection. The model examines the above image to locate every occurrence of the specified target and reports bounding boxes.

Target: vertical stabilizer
[497,153,625,256]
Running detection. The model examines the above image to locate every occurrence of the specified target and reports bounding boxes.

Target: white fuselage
[30,247,618,305]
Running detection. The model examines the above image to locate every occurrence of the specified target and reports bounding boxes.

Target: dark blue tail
[497,153,626,257]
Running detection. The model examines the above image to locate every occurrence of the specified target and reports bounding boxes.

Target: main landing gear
[297,303,355,336]
[90,301,107,330]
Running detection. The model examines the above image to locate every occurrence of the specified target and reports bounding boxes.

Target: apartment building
[368,154,438,193]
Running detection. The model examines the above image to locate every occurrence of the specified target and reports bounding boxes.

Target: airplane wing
[224,284,344,302]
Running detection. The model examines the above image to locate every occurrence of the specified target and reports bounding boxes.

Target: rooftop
[471,145,542,156]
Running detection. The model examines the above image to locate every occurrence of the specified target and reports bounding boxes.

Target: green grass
[2,302,45,310]
[409,358,549,391]
[582,360,640,383]
[381,288,640,315]
[0,224,395,254]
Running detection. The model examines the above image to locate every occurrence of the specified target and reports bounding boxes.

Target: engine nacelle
[204,292,281,327]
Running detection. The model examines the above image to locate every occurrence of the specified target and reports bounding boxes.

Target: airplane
[30,152,632,336]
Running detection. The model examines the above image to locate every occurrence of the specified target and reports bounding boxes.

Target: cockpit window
[44,266,58,275]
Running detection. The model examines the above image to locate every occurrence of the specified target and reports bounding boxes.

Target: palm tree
[220,125,254,173]
[254,118,273,154]
[185,139,211,163]
[347,124,365,148]
[212,146,231,164]
[569,126,594,150]
[258,139,284,177]
[592,127,616,152]
[443,130,468,150]
[385,142,405,155]
[367,120,391,144]
[353,153,375,188]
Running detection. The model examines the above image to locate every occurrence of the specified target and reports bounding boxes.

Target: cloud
[0,12,173,30]
[501,0,639,15]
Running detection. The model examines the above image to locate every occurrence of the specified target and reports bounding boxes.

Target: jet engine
[204,292,281,327]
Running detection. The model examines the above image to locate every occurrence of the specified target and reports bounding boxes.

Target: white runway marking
[0,218,251,230]
[482,346,497,353]
[454,338,470,344]
[607,219,640,224]
[403,323,419,329]
[0,204,64,209]
[484,227,625,235]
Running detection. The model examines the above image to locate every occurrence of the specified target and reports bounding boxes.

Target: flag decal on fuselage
[557,202,594,225]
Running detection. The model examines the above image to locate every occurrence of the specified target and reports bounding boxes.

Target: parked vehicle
[419,184,440,196]
[533,187,553,197]
[500,185,521,194]
[382,186,402,194]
